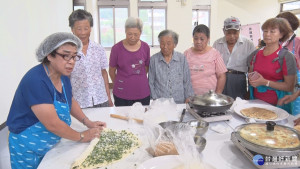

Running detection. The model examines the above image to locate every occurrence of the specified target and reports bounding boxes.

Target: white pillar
[86,0,99,43]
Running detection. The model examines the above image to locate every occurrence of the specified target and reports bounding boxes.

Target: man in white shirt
[213,17,255,99]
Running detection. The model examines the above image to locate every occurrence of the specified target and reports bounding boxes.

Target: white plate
[234,103,289,122]
[137,155,181,169]
[137,155,215,169]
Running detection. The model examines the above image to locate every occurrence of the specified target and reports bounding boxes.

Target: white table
[38,103,297,169]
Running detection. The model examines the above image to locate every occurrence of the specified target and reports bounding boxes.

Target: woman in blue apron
[6,32,106,169]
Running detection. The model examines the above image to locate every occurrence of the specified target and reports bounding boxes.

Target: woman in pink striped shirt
[184,24,227,95]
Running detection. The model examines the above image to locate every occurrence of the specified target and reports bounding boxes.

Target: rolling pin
[110,114,143,124]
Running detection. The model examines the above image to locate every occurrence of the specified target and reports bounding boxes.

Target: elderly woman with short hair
[69,9,113,108]
[109,17,151,106]
[148,30,194,104]
[6,32,106,168]
[184,24,227,95]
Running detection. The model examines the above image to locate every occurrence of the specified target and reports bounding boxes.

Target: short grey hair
[36,32,82,62]
[158,30,179,46]
[68,9,93,28]
[125,17,143,32]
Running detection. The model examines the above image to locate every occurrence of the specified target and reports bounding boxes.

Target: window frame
[138,1,167,47]
[73,0,86,10]
[192,5,211,28]
[98,0,130,49]
[138,0,166,2]
[98,0,129,6]
[280,0,300,14]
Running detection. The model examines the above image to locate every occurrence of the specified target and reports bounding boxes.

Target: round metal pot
[232,121,300,156]
[189,90,234,112]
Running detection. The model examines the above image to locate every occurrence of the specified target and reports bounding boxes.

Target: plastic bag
[143,121,206,169]
[128,102,145,123]
[144,98,179,123]
[168,124,204,169]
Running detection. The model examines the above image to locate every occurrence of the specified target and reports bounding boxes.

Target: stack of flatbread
[240,107,278,120]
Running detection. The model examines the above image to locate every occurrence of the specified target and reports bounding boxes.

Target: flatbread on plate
[71,129,141,169]
[294,125,300,132]
[240,107,278,120]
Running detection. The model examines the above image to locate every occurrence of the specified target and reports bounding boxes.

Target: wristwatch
[78,132,84,142]
[266,80,270,87]
[296,84,300,90]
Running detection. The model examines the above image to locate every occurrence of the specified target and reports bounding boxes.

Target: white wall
[0,0,73,125]
[167,1,193,53]
[210,0,280,44]
[0,0,281,125]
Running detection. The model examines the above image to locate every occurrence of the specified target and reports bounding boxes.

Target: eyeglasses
[55,52,81,61]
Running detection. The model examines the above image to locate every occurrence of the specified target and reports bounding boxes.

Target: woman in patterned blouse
[148,30,194,103]
[69,9,113,108]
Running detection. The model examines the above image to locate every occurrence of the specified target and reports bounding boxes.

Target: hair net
[36,32,82,62]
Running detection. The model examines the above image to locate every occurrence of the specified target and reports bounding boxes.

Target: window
[74,6,85,10]
[138,1,167,46]
[280,1,300,17]
[98,0,129,48]
[140,0,165,1]
[192,5,210,29]
[280,0,300,34]
[73,0,85,10]
[281,1,300,11]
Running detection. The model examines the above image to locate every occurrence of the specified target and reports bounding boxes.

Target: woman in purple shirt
[109,17,151,106]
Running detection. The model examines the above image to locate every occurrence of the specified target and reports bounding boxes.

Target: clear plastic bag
[144,98,179,124]
[128,102,145,124]
[143,121,206,169]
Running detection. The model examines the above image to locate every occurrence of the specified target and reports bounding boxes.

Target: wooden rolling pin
[110,114,143,124]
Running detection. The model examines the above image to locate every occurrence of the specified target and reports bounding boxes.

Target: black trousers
[223,73,247,99]
[113,95,150,107]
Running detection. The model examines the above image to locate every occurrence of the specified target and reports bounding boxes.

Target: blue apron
[291,39,300,115]
[8,66,71,169]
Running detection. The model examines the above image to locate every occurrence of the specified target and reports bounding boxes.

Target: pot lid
[191,90,234,107]
[237,121,300,149]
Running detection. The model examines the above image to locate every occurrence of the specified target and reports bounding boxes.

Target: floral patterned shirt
[70,40,109,108]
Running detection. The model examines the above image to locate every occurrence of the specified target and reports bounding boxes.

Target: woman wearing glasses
[68,9,113,108]
[109,17,151,106]
[6,32,106,169]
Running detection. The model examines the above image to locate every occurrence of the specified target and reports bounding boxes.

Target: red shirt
[251,46,288,105]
